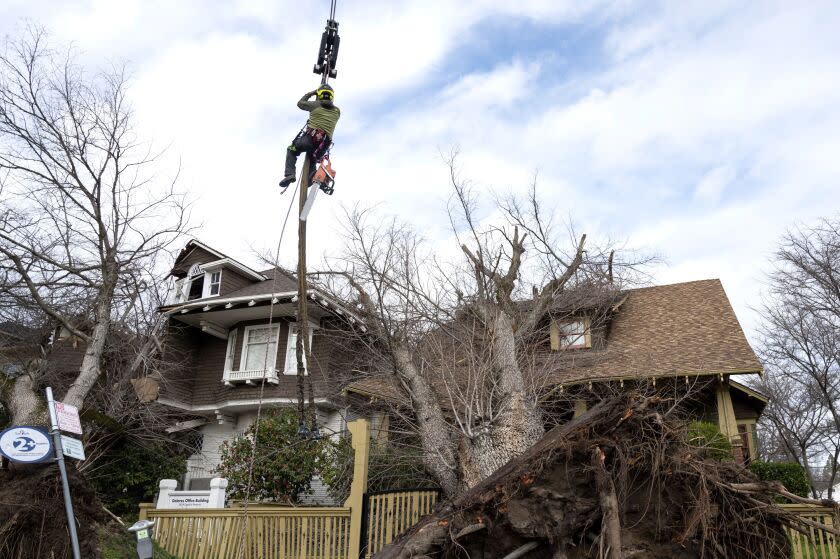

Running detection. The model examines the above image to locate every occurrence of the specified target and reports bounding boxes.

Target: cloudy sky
[2,0,839,337]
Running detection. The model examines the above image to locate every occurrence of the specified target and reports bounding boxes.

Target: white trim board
[158,397,333,413]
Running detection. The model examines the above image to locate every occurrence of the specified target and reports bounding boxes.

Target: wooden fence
[362,489,440,559]
[140,419,372,559]
[782,504,839,559]
[139,505,351,559]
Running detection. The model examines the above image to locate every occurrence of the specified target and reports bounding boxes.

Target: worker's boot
[278,175,296,188]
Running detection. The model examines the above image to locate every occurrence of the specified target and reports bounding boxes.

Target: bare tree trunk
[393,347,460,496]
[1,374,47,426]
[62,273,117,409]
[469,310,545,479]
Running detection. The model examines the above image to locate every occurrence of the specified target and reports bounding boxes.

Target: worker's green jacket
[298,93,340,138]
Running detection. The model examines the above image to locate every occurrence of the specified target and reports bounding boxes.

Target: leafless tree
[0,26,190,425]
[756,216,840,498]
[321,153,652,496]
[755,373,827,497]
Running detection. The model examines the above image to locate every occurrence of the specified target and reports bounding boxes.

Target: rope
[234,167,301,559]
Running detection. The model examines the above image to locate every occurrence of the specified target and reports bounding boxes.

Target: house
[154,240,361,494]
[346,279,766,465]
[154,239,765,496]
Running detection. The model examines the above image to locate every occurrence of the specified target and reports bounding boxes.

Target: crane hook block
[313,19,340,79]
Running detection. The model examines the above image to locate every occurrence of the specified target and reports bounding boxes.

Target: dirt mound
[0,464,108,559]
[376,392,839,559]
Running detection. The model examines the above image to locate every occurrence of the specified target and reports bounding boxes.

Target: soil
[0,463,109,559]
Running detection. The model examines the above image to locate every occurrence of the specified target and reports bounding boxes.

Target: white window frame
[223,328,238,373]
[551,317,592,350]
[239,324,281,374]
[203,270,222,298]
[283,323,316,375]
[557,318,589,349]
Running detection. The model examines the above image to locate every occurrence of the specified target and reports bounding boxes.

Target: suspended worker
[278,84,340,188]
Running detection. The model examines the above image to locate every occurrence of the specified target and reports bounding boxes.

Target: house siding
[219,269,253,297]
[159,322,200,405]
[731,389,762,420]
[176,316,346,408]
[174,246,220,276]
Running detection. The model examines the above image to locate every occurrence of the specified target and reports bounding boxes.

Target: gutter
[159,288,364,323]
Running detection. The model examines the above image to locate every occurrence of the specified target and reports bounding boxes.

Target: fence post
[138,503,152,521]
[345,418,371,559]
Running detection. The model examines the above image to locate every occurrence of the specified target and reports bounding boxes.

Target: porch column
[715,380,740,442]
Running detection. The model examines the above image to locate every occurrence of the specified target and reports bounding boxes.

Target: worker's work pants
[284,127,330,181]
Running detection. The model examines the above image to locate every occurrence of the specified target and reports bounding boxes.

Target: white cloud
[694,165,736,204]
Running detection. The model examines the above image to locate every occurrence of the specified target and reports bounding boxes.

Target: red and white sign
[54,401,83,435]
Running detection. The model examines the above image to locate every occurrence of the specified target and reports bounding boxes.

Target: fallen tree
[376,392,840,559]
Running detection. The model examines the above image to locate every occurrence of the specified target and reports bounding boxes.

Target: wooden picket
[782,505,839,559]
[362,489,440,559]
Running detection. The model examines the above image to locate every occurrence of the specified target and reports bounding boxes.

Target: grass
[99,528,182,559]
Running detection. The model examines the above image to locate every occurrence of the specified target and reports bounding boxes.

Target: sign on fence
[156,478,228,509]
[54,401,83,434]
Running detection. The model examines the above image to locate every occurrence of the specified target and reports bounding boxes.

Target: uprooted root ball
[0,464,107,559]
[376,392,838,559]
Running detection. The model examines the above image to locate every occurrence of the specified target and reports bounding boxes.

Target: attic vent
[189,264,202,277]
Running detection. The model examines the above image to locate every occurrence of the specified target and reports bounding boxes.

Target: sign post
[46,387,82,559]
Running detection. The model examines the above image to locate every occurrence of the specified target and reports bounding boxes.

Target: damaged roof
[548,279,762,384]
[345,279,762,400]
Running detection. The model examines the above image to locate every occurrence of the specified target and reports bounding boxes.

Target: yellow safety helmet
[316,84,334,102]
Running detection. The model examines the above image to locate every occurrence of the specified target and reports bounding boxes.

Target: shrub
[749,461,810,498]
[321,438,438,502]
[88,441,187,518]
[215,407,329,503]
[686,421,732,460]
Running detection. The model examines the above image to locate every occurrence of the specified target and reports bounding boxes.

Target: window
[187,264,204,300]
[284,324,315,374]
[550,318,591,350]
[203,270,222,297]
[224,329,238,372]
[239,325,280,372]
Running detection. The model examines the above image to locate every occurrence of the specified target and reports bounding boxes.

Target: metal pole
[46,387,81,559]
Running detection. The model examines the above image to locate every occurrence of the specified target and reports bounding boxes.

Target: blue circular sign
[0,426,53,463]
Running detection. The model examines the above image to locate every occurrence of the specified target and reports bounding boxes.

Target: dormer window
[187,264,204,300]
[550,318,592,350]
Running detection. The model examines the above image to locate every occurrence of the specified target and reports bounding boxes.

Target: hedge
[749,461,811,498]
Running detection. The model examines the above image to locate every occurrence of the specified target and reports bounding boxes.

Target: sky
[2,0,839,338]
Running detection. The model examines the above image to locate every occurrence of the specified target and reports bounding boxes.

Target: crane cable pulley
[313,0,340,83]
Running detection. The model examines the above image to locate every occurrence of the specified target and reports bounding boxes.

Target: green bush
[215,407,330,503]
[749,461,811,498]
[88,441,187,518]
[321,437,438,502]
[687,421,732,460]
